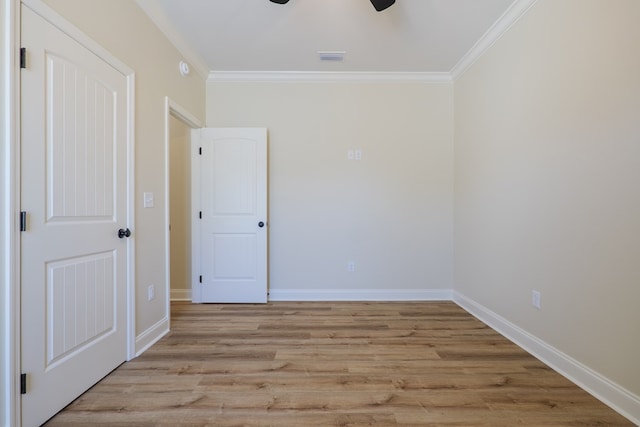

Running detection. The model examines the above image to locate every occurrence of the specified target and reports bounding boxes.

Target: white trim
[170,289,192,302]
[167,98,203,130]
[125,73,136,361]
[134,317,169,357]
[450,0,539,80]
[163,95,170,324]
[135,0,209,79]
[134,0,541,84]
[208,71,453,84]
[190,128,202,303]
[163,97,202,322]
[268,289,453,302]
[453,291,640,425]
[133,0,537,84]
[2,1,20,425]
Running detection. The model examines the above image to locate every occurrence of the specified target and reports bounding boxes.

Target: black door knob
[258,221,265,228]
[118,228,131,238]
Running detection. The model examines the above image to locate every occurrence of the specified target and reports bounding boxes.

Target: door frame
[191,128,202,302]
[2,1,136,424]
[163,97,202,307]
[2,1,20,424]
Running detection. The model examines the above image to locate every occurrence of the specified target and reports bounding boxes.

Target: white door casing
[193,128,268,303]
[20,5,132,426]
[164,97,203,305]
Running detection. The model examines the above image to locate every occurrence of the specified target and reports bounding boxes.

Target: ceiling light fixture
[269,0,396,12]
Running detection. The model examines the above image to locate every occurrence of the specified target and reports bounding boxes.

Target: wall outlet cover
[532,290,541,309]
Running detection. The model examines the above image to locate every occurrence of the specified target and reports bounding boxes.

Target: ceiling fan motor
[269,0,396,12]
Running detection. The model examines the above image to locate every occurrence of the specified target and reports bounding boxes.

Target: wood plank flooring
[45,302,633,426]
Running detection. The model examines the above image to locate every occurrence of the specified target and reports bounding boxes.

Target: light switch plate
[347,150,354,160]
[143,192,154,208]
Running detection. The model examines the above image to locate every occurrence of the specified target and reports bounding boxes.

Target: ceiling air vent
[318,51,346,62]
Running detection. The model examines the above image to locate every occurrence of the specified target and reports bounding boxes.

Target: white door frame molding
[163,97,202,307]
[191,128,202,303]
[3,1,136,424]
[2,0,21,424]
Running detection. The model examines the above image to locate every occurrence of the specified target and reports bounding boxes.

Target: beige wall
[454,0,640,397]
[40,0,206,342]
[169,115,191,298]
[207,82,454,297]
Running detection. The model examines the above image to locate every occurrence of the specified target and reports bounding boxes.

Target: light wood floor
[45,301,633,426]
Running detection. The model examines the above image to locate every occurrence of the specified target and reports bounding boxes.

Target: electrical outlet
[347,261,356,273]
[355,149,362,160]
[148,284,155,301]
[531,290,541,309]
[347,150,354,160]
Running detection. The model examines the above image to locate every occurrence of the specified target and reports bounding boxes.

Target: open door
[20,6,131,425]
[193,128,268,303]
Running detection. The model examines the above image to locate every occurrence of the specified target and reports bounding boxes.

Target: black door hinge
[199,275,203,283]
[20,48,26,69]
[199,147,202,155]
[20,373,27,394]
[199,211,202,219]
[20,211,27,232]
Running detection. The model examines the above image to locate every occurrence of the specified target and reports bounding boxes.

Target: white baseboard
[134,316,169,357]
[268,288,453,302]
[453,291,640,425]
[171,288,192,301]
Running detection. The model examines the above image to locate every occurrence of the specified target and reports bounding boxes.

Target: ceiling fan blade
[370,0,395,12]
[270,0,290,4]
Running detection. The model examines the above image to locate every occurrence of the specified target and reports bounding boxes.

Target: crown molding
[450,0,539,80]
[139,0,540,83]
[135,0,209,79]
[208,71,452,84]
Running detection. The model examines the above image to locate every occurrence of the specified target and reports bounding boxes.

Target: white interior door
[194,128,268,303]
[20,6,130,426]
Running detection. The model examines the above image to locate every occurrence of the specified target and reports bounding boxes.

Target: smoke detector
[179,61,190,76]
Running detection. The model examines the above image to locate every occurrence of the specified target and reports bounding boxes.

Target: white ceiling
[138,0,524,77]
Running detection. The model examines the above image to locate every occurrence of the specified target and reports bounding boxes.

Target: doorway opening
[164,98,202,306]
[169,115,191,300]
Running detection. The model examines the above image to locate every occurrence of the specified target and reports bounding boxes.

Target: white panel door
[196,128,268,303]
[20,6,130,426]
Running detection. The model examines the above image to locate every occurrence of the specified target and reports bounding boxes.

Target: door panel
[197,128,268,303]
[47,52,115,220]
[210,139,257,214]
[21,6,129,426]
[46,252,115,366]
